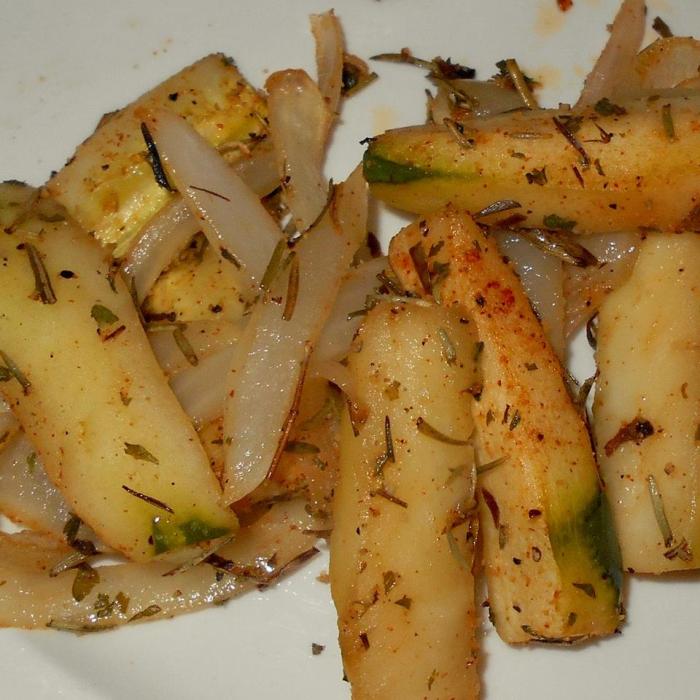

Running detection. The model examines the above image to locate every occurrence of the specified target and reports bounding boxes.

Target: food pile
[0,1,697,697]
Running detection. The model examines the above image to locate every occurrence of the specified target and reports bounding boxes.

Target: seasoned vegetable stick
[46,54,267,256]
[331,301,479,700]
[365,95,700,234]
[0,207,236,561]
[595,232,700,573]
[390,206,622,643]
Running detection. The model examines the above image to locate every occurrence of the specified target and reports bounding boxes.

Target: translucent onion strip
[122,198,201,303]
[633,37,700,90]
[148,320,243,377]
[310,10,344,116]
[0,500,322,630]
[314,256,387,364]
[148,109,281,293]
[311,360,357,404]
[170,345,235,426]
[496,233,566,360]
[229,140,281,198]
[123,143,280,303]
[564,232,641,337]
[575,0,645,108]
[0,408,20,446]
[222,167,367,504]
[0,433,76,539]
[266,70,333,232]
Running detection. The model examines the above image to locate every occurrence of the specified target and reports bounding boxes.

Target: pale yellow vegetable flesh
[595,232,700,573]
[46,54,267,257]
[330,301,479,700]
[365,94,700,235]
[0,214,236,561]
[143,237,247,324]
[389,206,622,643]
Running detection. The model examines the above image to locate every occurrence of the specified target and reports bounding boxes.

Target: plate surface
[1,1,699,698]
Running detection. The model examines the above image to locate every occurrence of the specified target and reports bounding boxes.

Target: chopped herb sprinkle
[416,417,470,445]
[123,442,159,464]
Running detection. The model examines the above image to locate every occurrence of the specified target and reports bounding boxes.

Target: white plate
[1,1,699,698]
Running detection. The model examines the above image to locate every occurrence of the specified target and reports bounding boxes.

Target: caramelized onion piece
[122,198,201,303]
[170,345,235,427]
[314,256,387,364]
[634,37,700,90]
[148,109,281,295]
[0,434,75,538]
[222,167,367,504]
[496,233,566,360]
[564,232,641,337]
[0,500,322,630]
[266,70,333,232]
[148,320,242,377]
[310,10,344,116]
[576,0,645,108]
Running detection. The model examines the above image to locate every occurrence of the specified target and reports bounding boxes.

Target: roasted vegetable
[594,232,700,573]
[331,301,479,699]
[0,499,320,630]
[364,95,700,234]
[389,206,622,643]
[142,235,247,323]
[46,54,267,256]
[0,207,236,561]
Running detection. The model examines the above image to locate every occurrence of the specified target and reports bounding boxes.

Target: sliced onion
[564,232,640,337]
[222,166,367,504]
[148,320,243,377]
[0,433,75,538]
[148,109,281,294]
[427,85,453,125]
[123,142,281,303]
[0,407,19,442]
[449,80,526,119]
[497,232,566,360]
[314,256,387,364]
[266,70,333,232]
[170,345,235,426]
[575,0,646,108]
[122,198,201,302]
[311,359,357,403]
[229,140,281,198]
[0,499,322,630]
[310,10,344,116]
[634,37,700,90]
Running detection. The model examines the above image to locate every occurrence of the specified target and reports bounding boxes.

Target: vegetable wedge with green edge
[0,500,322,630]
[389,206,622,644]
[364,94,700,235]
[46,54,267,257]
[330,301,479,699]
[594,232,700,573]
[0,208,236,561]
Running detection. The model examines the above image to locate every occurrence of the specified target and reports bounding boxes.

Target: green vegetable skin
[0,200,237,561]
[365,94,700,233]
[389,207,622,643]
[46,53,267,257]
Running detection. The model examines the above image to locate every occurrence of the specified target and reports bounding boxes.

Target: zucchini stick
[330,301,479,699]
[389,206,623,643]
[46,54,267,256]
[595,232,700,573]
[0,209,236,561]
[365,95,700,234]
